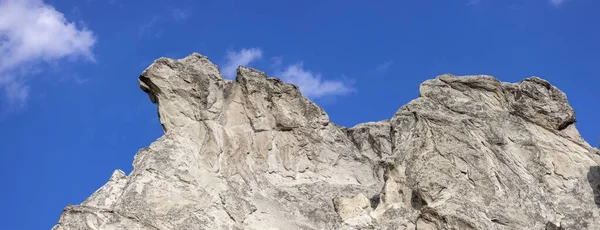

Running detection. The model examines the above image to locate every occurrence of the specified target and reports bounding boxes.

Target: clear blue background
[1,0,599,229]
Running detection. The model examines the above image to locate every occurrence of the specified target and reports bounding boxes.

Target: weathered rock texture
[54,53,600,230]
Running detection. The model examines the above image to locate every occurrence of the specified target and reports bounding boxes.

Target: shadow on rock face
[545,221,565,230]
[370,194,380,209]
[411,190,428,210]
[587,166,600,208]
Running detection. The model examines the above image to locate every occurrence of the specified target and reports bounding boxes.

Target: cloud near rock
[0,0,96,108]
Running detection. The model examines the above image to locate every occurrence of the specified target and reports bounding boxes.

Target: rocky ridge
[53,53,600,229]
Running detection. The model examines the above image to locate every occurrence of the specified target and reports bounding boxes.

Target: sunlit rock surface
[54,53,600,230]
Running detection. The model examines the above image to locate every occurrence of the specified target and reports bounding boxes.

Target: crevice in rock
[346,128,362,153]
[410,189,428,210]
[369,194,380,209]
[275,124,295,132]
[587,166,600,208]
[438,76,502,93]
[433,186,447,200]
[411,111,419,122]
[219,194,237,223]
[490,218,508,226]
[389,125,396,155]
[494,172,506,192]
[114,211,161,230]
[557,119,576,131]
[65,206,161,230]
[467,173,476,187]
[552,162,568,181]
[545,221,565,230]
[414,207,447,230]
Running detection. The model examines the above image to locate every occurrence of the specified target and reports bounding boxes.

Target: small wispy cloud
[369,61,393,76]
[0,0,96,109]
[139,8,189,38]
[466,0,564,7]
[171,8,189,21]
[59,74,88,85]
[4,80,29,107]
[221,48,353,99]
[275,62,353,99]
[550,0,569,7]
[108,0,125,8]
[0,75,28,108]
[221,48,263,79]
[466,0,482,6]
[270,56,283,69]
[138,16,162,37]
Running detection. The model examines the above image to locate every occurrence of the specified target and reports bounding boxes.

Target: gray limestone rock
[54,53,600,230]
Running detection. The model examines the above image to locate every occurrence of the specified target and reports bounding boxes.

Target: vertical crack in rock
[54,53,600,230]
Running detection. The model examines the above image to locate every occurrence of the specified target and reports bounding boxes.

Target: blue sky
[0,0,598,229]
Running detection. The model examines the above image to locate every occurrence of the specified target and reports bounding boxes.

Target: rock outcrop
[53,53,600,230]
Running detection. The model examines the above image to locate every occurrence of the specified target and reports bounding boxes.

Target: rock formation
[53,53,600,229]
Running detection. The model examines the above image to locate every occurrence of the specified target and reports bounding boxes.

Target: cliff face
[53,53,600,230]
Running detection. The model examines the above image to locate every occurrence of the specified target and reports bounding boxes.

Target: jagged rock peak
[138,53,328,134]
[54,52,600,230]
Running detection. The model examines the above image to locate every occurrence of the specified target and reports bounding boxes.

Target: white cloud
[0,0,96,108]
[550,0,568,7]
[276,62,353,99]
[221,48,263,79]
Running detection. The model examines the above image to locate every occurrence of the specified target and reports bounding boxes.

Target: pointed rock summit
[54,53,600,229]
